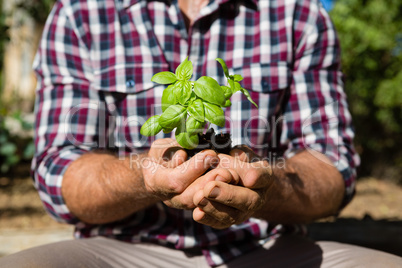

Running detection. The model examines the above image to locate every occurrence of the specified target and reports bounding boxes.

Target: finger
[192,207,233,229]
[193,189,240,227]
[166,149,188,168]
[199,181,263,212]
[217,154,272,189]
[149,138,181,164]
[230,145,253,162]
[230,145,261,162]
[230,148,249,162]
[202,168,240,185]
[195,198,241,225]
[162,150,220,193]
[165,168,234,210]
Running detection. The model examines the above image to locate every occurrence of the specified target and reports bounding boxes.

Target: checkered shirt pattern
[32,0,360,266]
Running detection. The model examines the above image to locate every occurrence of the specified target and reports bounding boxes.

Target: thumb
[230,145,261,163]
[217,154,271,189]
[172,150,219,179]
[163,150,219,192]
[166,149,188,168]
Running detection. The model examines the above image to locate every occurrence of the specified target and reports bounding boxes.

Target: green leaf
[216,58,230,78]
[161,119,179,134]
[0,133,7,144]
[175,119,186,133]
[240,88,259,108]
[203,102,225,127]
[185,91,197,106]
[221,86,233,99]
[194,77,226,106]
[188,99,205,122]
[6,155,19,165]
[159,105,187,129]
[0,142,17,155]
[162,84,177,112]
[175,80,192,105]
[1,163,9,173]
[176,132,199,149]
[175,57,193,80]
[175,124,199,149]
[233,81,242,92]
[186,116,204,136]
[233,74,243,82]
[140,115,163,136]
[222,99,232,107]
[23,142,35,159]
[151,71,177,85]
[228,79,236,92]
[163,127,174,134]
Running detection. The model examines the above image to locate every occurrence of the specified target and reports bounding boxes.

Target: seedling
[140,58,258,149]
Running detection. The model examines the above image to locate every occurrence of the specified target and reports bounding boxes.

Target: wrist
[252,161,293,222]
[123,152,158,199]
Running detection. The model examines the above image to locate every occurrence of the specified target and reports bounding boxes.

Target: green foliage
[0,112,34,174]
[141,58,257,149]
[16,0,56,24]
[0,14,9,72]
[0,0,56,175]
[140,115,162,137]
[330,0,402,178]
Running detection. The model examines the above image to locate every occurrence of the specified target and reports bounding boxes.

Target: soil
[0,175,401,256]
[185,128,232,157]
[0,177,69,230]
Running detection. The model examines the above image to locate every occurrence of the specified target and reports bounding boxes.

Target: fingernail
[198,198,208,206]
[205,155,219,168]
[215,175,226,182]
[209,187,220,198]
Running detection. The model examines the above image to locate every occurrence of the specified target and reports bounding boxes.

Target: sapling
[140,58,258,152]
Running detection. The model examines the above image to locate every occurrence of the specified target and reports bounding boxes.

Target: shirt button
[262,79,269,88]
[126,79,135,88]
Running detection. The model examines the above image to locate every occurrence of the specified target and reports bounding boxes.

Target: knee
[318,241,402,267]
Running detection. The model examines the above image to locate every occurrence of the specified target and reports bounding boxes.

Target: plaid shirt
[32,0,359,266]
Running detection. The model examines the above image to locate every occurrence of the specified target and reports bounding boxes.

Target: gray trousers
[1,234,401,267]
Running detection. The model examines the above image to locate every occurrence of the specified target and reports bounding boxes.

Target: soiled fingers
[142,150,220,199]
[165,167,239,210]
[192,181,264,228]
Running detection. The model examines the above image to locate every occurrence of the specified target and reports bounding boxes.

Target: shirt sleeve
[281,1,360,207]
[31,1,105,223]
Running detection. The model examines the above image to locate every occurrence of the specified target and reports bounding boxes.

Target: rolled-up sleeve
[31,1,103,223]
[281,1,360,206]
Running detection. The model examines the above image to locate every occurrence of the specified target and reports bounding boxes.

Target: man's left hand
[192,147,273,229]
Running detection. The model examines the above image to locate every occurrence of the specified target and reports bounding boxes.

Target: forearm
[62,152,159,224]
[254,150,345,224]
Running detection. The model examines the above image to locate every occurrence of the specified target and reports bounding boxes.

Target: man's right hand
[142,138,221,210]
[62,138,222,224]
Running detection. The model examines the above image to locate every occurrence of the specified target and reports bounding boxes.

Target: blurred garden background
[0,0,401,258]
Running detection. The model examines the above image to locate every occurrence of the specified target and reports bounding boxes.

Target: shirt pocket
[91,62,170,93]
[228,61,292,156]
[232,61,291,93]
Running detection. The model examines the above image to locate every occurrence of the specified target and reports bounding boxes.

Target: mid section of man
[1,0,401,267]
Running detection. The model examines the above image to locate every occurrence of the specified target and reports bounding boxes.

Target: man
[1,0,401,267]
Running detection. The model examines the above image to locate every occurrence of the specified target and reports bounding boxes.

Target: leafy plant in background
[330,0,402,180]
[0,0,56,175]
[0,5,10,93]
[0,113,35,174]
[140,58,257,149]
[16,0,56,24]
[0,13,9,72]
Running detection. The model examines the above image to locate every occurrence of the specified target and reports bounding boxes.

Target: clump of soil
[185,128,232,157]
